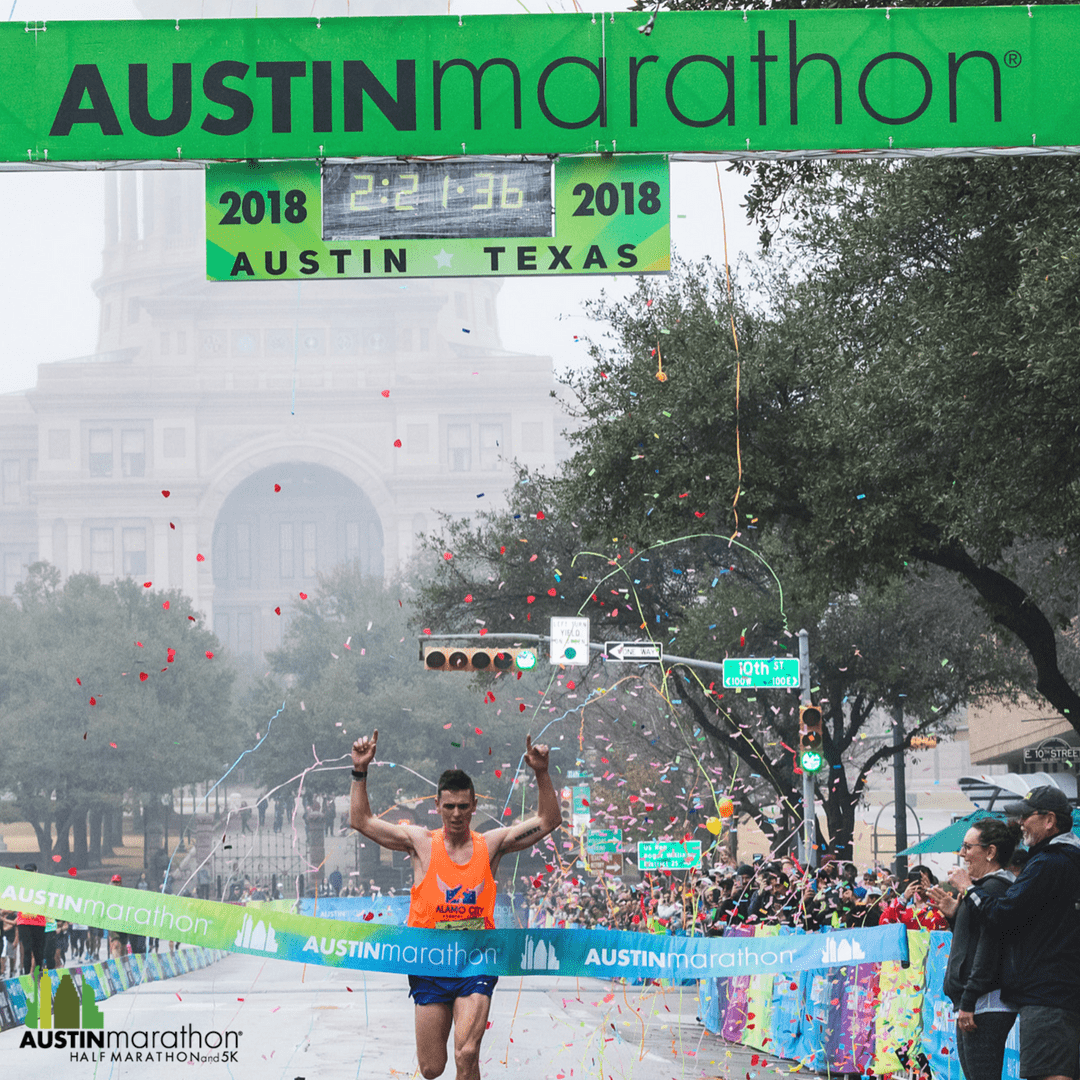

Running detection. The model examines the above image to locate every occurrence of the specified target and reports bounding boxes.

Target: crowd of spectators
[522,849,1029,936]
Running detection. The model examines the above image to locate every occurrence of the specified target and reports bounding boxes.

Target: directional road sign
[550,617,590,666]
[586,828,622,855]
[636,840,702,871]
[605,641,662,663]
[722,657,800,689]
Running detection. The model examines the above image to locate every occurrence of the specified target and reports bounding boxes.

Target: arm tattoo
[517,825,542,840]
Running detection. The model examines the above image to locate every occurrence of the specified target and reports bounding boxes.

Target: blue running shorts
[408,975,499,1005]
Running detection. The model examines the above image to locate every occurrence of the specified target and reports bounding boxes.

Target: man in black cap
[942,786,1080,1080]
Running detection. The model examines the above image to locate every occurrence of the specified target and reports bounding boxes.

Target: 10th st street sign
[722,658,800,689]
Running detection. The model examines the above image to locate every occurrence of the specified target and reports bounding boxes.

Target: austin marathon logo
[820,936,866,964]
[18,965,241,1062]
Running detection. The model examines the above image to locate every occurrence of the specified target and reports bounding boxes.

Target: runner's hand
[351,730,378,770]
[524,734,550,773]
[956,1010,977,1033]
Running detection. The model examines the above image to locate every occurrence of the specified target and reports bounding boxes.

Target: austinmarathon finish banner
[1,8,1080,162]
[0,870,907,980]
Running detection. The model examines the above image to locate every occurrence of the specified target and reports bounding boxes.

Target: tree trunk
[72,806,89,865]
[101,805,120,854]
[88,806,103,863]
[53,806,73,859]
[31,818,50,857]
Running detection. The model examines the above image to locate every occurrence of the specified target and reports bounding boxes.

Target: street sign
[550,617,591,667]
[722,658,800,689]
[586,852,623,875]
[571,785,590,834]
[586,828,621,855]
[605,641,662,663]
[1023,737,1080,764]
[637,841,702,871]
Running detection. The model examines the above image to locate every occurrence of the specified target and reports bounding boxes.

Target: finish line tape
[0,869,907,979]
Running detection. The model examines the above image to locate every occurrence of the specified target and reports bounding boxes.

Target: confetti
[162,600,170,609]
[393,439,402,447]
[274,483,281,492]
[205,651,214,659]
[299,592,308,600]
[161,490,170,498]
[139,672,149,682]
[381,390,390,397]
[196,553,205,562]
[275,607,281,615]
[89,697,96,706]
[68,867,77,876]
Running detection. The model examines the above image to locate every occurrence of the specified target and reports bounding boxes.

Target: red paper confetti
[568,681,576,690]
[474,727,483,734]
[529,554,538,562]
[443,552,453,561]
[162,600,170,609]
[109,742,117,748]
[167,648,175,663]
[135,641,143,648]
[499,545,506,554]
[169,523,175,530]
[205,651,214,659]
[52,855,61,862]
[547,588,557,596]
[393,438,402,448]
[196,553,205,562]
[89,697,96,706]
[68,867,77,876]
[274,483,281,492]
[274,607,281,615]
[299,592,308,600]
[519,704,527,712]
[188,615,196,621]
[526,595,536,604]
[495,770,502,778]
[142,581,152,588]
[380,390,390,398]
[161,490,170,498]
[363,912,375,921]
[139,672,149,682]
[76,677,81,685]
[536,511,546,520]
[464,594,473,603]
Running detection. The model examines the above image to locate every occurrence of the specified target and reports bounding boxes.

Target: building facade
[0,170,567,664]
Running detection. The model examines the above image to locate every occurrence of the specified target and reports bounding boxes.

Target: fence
[699,926,1022,1078]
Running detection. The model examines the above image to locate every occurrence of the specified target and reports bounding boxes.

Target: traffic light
[423,646,538,672]
[798,705,824,773]
[560,786,573,829]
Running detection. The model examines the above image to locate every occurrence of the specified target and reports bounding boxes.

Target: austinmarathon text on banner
[0,869,907,980]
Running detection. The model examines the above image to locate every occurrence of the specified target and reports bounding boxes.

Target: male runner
[350,729,560,1080]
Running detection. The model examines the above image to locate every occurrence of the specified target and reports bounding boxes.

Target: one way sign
[605,641,662,663]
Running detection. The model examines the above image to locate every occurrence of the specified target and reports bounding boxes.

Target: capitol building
[0,169,566,664]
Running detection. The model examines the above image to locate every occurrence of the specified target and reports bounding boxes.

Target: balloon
[718,797,735,819]
[705,817,722,835]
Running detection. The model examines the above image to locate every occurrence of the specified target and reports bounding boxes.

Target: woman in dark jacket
[930,817,1023,1080]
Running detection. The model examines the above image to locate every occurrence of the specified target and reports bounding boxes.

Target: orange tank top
[407,830,497,930]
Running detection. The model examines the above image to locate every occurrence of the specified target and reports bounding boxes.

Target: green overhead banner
[3,7,1080,163]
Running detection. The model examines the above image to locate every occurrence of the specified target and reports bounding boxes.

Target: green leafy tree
[249,565,572,836]
[0,564,238,861]
[415,461,1026,857]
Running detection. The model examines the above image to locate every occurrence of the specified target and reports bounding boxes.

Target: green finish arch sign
[2,7,1079,164]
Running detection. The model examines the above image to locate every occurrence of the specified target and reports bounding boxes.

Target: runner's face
[437,789,475,834]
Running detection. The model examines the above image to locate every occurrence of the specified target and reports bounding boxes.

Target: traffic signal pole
[799,629,817,870]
